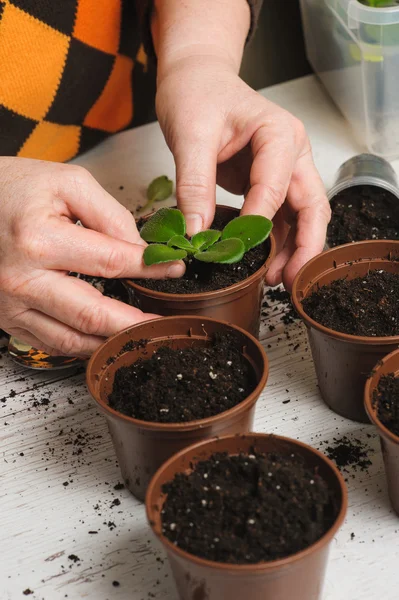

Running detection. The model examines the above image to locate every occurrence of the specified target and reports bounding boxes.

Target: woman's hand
[156,56,330,290]
[151,0,330,290]
[0,158,185,356]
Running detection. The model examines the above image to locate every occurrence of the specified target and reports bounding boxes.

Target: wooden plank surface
[0,291,396,600]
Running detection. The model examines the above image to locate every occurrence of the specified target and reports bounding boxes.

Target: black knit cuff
[141,0,264,63]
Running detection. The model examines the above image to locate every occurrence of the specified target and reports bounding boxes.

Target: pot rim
[291,240,399,346]
[86,316,268,432]
[126,204,276,301]
[364,348,399,445]
[145,433,348,574]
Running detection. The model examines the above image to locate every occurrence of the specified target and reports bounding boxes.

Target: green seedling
[360,0,398,6]
[140,208,273,266]
[139,175,173,213]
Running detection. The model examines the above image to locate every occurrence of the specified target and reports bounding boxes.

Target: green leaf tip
[167,235,196,253]
[138,175,174,213]
[195,238,245,264]
[143,244,187,266]
[140,208,186,243]
[222,214,272,251]
[191,229,221,251]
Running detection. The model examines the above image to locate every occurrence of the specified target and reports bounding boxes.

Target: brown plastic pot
[125,205,276,338]
[365,348,399,516]
[292,240,399,423]
[146,433,347,600]
[86,316,268,502]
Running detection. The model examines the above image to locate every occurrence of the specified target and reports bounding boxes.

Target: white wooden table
[1,75,398,600]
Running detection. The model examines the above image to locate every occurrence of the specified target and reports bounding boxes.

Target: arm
[149,0,330,290]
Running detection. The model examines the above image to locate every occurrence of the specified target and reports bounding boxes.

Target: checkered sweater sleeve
[0,0,262,163]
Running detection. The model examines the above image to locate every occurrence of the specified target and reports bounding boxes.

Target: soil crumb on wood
[327,185,399,247]
[108,332,256,423]
[302,270,399,337]
[374,373,399,437]
[322,436,372,472]
[161,451,338,564]
[134,213,270,294]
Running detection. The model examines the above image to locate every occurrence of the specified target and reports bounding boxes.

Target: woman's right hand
[0,157,185,357]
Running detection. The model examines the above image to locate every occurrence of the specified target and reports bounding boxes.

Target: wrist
[151,0,250,79]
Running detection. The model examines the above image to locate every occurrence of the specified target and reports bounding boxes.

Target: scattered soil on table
[327,185,399,247]
[302,270,399,336]
[134,213,270,294]
[322,436,372,472]
[262,287,299,325]
[161,450,338,564]
[374,373,399,437]
[108,332,255,423]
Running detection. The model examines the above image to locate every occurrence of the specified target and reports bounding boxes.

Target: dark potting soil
[374,373,399,437]
[302,270,399,337]
[327,185,399,247]
[322,436,372,472]
[134,213,270,294]
[161,451,338,564]
[108,332,256,423]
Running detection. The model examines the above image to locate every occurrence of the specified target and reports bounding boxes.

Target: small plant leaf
[140,208,186,243]
[143,244,187,265]
[191,229,221,251]
[195,238,245,264]
[221,215,272,251]
[139,175,174,213]
[167,235,196,253]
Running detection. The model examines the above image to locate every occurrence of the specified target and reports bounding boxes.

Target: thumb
[173,137,218,236]
[57,165,143,245]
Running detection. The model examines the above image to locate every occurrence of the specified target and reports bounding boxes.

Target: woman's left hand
[156,54,330,291]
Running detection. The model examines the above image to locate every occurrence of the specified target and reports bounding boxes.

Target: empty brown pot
[365,348,399,515]
[86,316,268,502]
[292,240,399,422]
[125,205,276,338]
[146,433,347,600]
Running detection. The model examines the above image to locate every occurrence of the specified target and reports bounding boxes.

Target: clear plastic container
[328,152,399,198]
[300,0,399,158]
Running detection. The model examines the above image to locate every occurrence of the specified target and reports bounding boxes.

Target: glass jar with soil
[327,154,399,248]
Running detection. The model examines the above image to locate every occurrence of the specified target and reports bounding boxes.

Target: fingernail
[167,262,186,278]
[185,213,203,236]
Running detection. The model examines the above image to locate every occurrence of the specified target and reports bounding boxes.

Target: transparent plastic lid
[343,0,399,25]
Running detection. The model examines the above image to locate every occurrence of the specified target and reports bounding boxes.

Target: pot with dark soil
[124,205,276,338]
[146,433,347,600]
[365,348,399,515]
[327,185,399,247]
[86,316,268,501]
[292,240,399,422]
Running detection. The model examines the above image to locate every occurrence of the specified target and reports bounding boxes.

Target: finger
[15,309,105,357]
[270,208,290,256]
[55,164,143,244]
[216,146,251,195]
[173,135,219,235]
[267,152,330,290]
[26,273,161,339]
[241,124,298,219]
[29,220,186,279]
[265,227,296,289]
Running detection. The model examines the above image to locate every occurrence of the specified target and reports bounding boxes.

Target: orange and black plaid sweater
[0,0,155,162]
[0,0,262,163]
